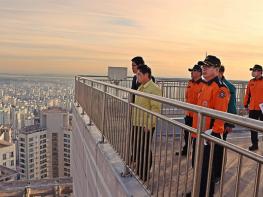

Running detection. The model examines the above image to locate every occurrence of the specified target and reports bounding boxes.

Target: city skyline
[1,0,263,79]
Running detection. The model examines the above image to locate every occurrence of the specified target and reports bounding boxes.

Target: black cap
[201,55,221,67]
[197,61,205,66]
[250,64,262,71]
[188,64,202,72]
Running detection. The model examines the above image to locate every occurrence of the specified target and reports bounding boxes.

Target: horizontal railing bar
[201,133,263,163]
[130,103,197,134]
[77,77,263,132]
[77,75,248,84]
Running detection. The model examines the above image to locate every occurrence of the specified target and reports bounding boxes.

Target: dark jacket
[222,77,237,114]
[131,75,156,91]
[222,77,237,128]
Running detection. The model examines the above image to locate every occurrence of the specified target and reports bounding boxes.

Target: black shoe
[176,146,188,156]
[249,144,258,151]
[176,149,187,156]
[214,176,221,184]
[184,192,191,197]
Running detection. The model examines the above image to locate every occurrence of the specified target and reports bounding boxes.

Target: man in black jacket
[131,56,145,91]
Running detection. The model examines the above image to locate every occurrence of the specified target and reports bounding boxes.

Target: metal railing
[75,76,263,197]
[78,75,248,115]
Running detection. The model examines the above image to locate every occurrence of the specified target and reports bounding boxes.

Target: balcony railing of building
[75,76,263,197]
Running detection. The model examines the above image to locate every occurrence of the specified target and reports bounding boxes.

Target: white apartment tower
[18,126,48,180]
[18,107,72,180]
[40,107,71,178]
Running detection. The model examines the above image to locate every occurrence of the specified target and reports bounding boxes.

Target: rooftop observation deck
[73,76,263,197]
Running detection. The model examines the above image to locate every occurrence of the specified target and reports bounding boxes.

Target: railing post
[75,76,80,107]
[74,76,77,103]
[100,84,107,143]
[81,79,86,115]
[123,92,133,175]
[88,81,93,126]
[192,112,205,197]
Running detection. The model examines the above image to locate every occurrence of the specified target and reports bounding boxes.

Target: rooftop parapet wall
[72,104,149,197]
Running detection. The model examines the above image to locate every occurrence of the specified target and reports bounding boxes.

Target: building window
[3,162,6,166]
[3,154,6,160]
[40,144,47,149]
[64,144,70,148]
[10,160,14,166]
[40,139,46,144]
[20,148,25,153]
[10,152,14,158]
[29,137,33,142]
[30,174,34,179]
[40,134,46,139]
[64,153,70,158]
[40,150,46,154]
[64,134,70,138]
[20,138,25,142]
[64,163,70,167]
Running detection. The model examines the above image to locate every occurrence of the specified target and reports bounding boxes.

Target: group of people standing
[129,55,263,196]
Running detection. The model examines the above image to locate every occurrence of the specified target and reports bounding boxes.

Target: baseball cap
[200,55,221,67]
[249,64,262,71]
[188,64,202,72]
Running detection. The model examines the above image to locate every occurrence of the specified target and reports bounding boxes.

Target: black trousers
[131,126,155,182]
[215,130,228,181]
[192,133,224,197]
[183,116,193,152]
[249,110,263,146]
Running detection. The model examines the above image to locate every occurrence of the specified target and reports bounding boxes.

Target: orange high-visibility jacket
[244,77,263,110]
[192,77,230,137]
[185,78,204,117]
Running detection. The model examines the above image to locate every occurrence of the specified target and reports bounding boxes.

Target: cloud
[109,17,137,28]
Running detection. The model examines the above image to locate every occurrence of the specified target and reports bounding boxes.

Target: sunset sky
[0,0,263,79]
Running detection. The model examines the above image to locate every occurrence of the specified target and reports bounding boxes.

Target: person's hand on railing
[203,129,213,145]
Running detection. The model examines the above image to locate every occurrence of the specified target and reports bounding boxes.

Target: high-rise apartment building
[18,126,48,180]
[41,107,71,178]
[18,107,72,180]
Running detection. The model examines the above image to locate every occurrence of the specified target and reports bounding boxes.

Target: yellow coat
[133,80,162,129]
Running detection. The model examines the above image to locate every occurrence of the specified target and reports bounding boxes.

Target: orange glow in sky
[0,0,263,79]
